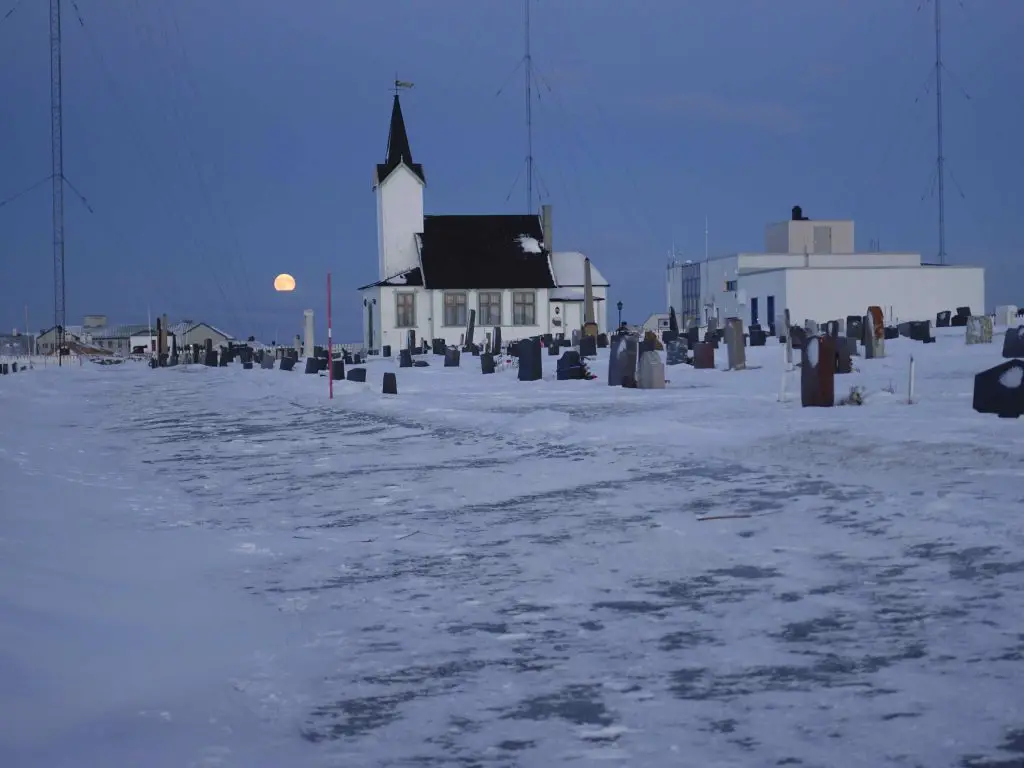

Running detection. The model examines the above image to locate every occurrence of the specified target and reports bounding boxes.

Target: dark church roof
[375,95,425,186]
[418,215,556,290]
[357,267,424,291]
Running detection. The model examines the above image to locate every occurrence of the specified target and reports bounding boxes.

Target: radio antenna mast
[933,0,947,265]
[50,0,66,364]
[524,0,534,213]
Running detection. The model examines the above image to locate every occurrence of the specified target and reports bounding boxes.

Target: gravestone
[884,326,899,340]
[725,318,746,371]
[579,335,597,358]
[596,333,608,348]
[1002,326,1024,358]
[413,360,429,367]
[382,345,392,357]
[480,353,496,374]
[517,337,543,382]
[407,329,416,350]
[936,310,951,328]
[825,320,840,338]
[260,355,274,370]
[382,372,397,395]
[548,342,560,356]
[800,335,836,408]
[804,320,820,336]
[835,338,852,374]
[556,350,583,380]
[465,309,476,348]
[790,326,807,351]
[432,339,445,355]
[957,306,972,317]
[702,332,719,349]
[662,329,679,344]
[666,340,686,365]
[867,306,885,338]
[909,321,933,342]
[542,333,554,348]
[692,342,715,369]
[331,359,345,380]
[317,357,329,372]
[749,327,767,347]
[863,311,885,358]
[353,354,363,365]
[898,322,912,338]
[608,334,639,385]
[242,361,253,370]
[492,327,502,355]
[966,316,993,345]
[444,348,461,367]
[343,351,353,364]
[346,367,366,382]
[205,350,218,367]
[707,316,718,334]
[304,358,318,374]
[845,336,859,357]
[637,350,666,389]
[685,326,700,347]
[973,359,1024,418]
[399,349,413,368]
[279,356,295,371]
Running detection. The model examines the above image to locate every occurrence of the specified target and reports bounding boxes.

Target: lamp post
[616,300,623,327]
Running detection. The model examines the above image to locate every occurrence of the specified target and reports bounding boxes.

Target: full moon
[274,273,296,292]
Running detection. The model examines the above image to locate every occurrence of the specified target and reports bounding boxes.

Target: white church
[358,94,609,352]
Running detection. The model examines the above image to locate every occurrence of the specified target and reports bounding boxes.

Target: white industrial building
[667,207,986,329]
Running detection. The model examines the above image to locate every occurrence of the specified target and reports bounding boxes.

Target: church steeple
[376,94,425,186]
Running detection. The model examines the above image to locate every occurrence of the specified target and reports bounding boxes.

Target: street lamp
[616,300,623,327]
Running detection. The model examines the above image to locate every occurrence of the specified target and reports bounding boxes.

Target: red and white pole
[327,271,334,400]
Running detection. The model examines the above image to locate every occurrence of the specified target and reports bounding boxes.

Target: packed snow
[517,235,543,254]
[2,327,1024,768]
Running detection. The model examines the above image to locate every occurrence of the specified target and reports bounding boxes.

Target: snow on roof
[550,251,609,288]
[548,288,607,302]
[517,235,543,254]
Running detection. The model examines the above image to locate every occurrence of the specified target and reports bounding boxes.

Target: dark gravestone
[579,335,597,358]
[399,349,413,368]
[343,351,353,364]
[317,357,329,371]
[406,329,416,350]
[692,342,715,369]
[518,338,543,382]
[607,334,638,385]
[845,336,859,357]
[413,360,429,367]
[0,363,7,375]
[557,350,584,380]
[444,348,461,367]
[789,326,807,351]
[936,310,951,328]
[382,372,398,395]
[465,309,476,348]
[951,313,968,328]
[279,356,295,371]
[956,306,972,318]
[596,333,608,349]
[471,344,481,356]
[304,357,319,374]
[492,327,502,355]
[801,335,836,407]
[702,332,720,349]
[432,339,445,355]
[242,361,253,370]
[846,316,863,340]
[973,359,1024,418]
[346,367,367,382]
[560,338,572,348]
[639,338,656,357]
[353,354,363,365]
[382,345,391,357]
[825,320,840,338]
[898,322,912,338]
[149,358,159,369]
[835,339,852,374]
[313,346,324,358]
[884,326,899,340]
[909,321,932,342]
[507,341,520,358]
[480,353,496,374]
[685,327,699,347]
[541,333,554,348]
[666,340,686,366]
[662,329,679,344]
[205,350,219,367]
[1002,326,1024,358]
[331,359,345,380]
[548,342,560,356]
[219,352,229,367]
[749,328,767,347]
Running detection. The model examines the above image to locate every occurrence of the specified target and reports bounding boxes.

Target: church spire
[376,93,425,185]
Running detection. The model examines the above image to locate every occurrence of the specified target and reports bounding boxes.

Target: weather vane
[393,77,414,96]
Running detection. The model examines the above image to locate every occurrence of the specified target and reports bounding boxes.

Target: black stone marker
[556,350,583,380]
[279,357,295,371]
[936,310,951,328]
[517,337,542,381]
[480,353,496,374]
[444,348,460,367]
[548,342,560,356]
[846,316,864,340]
[242,361,253,370]
[304,357,318,374]
[205,350,219,367]
[346,367,367,382]
[382,345,391,357]
[382,372,397,394]
[597,333,609,348]
[909,321,932,342]
[749,328,767,347]
[973,359,1024,418]
[399,349,413,368]
[1002,326,1024,358]
[331,359,345,380]
[579,335,598,358]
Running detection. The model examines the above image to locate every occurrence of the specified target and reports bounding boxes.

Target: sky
[1,0,1021,342]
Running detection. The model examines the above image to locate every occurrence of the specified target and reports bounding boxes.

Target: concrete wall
[375,164,424,281]
[764,220,856,254]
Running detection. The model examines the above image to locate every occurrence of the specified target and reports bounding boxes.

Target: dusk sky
[1,0,1021,341]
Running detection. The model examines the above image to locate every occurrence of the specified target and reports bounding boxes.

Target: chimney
[541,204,553,253]
[791,205,804,221]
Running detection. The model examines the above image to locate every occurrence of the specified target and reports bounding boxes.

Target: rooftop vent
[791,205,809,221]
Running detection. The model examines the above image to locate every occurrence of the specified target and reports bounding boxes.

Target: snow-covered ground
[2,329,1023,768]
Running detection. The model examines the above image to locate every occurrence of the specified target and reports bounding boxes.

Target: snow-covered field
[2,329,1023,768]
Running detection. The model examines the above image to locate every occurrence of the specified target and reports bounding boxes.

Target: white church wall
[376,165,424,281]
[424,289,551,348]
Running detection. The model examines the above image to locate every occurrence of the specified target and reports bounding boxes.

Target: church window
[512,291,536,325]
[443,292,467,326]
[478,292,502,326]
[395,293,416,327]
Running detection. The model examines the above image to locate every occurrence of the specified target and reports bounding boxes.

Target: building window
[443,292,467,326]
[395,292,416,328]
[512,291,536,325]
[725,280,737,292]
[478,292,502,326]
